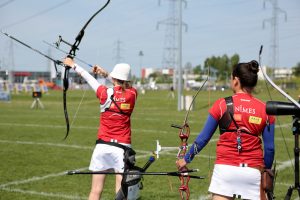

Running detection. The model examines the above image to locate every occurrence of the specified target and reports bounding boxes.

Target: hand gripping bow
[172,123,191,199]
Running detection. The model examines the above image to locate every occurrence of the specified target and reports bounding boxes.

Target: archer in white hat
[63,58,138,200]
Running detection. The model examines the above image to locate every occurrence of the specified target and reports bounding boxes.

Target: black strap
[96,139,132,152]
[105,95,130,116]
[219,96,257,137]
[224,129,257,137]
[219,96,234,134]
[229,111,239,129]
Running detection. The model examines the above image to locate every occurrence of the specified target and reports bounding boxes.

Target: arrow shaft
[67,169,204,179]
[43,40,92,67]
[1,31,61,65]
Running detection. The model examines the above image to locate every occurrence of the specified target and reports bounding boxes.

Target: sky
[0,0,299,77]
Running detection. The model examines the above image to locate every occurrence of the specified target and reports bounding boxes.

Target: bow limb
[63,67,70,140]
[62,0,111,140]
[183,66,210,125]
[259,45,300,109]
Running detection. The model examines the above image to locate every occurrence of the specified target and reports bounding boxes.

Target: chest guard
[100,87,114,113]
[219,96,234,134]
[100,87,131,116]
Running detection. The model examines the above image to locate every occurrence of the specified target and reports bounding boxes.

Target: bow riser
[171,67,209,199]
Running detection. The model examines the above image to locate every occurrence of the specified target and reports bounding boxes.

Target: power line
[0,0,15,9]
[1,0,71,29]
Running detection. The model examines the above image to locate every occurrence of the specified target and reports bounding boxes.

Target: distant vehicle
[187,80,205,90]
[145,78,158,90]
[206,85,217,91]
[216,85,229,91]
[149,81,158,90]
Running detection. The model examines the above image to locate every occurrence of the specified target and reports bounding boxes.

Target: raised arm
[63,57,105,92]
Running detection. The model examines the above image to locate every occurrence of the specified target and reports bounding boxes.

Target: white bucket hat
[110,63,131,81]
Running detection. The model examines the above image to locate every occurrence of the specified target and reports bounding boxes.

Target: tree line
[146,54,300,83]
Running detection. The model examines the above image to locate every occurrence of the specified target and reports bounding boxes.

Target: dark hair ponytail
[232,60,259,89]
[249,60,259,74]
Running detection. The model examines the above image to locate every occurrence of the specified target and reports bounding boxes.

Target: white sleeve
[73,64,100,92]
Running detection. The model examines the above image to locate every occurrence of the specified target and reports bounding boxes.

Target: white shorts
[208,164,261,200]
[89,143,129,172]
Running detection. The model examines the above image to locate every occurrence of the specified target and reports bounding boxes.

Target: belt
[96,139,128,150]
[239,163,264,173]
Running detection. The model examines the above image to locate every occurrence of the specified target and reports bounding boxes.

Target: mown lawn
[0,83,299,199]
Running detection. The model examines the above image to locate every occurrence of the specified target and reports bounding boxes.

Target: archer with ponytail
[177,60,275,200]
[63,58,138,200]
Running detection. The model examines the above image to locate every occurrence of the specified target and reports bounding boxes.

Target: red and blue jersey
[209,92,275,167]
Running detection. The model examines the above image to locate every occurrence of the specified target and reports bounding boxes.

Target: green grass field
[0,84,299,199]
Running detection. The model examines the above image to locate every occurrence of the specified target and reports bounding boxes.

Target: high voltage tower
[113,39,124,64]
[157,0,187,111]
[263,0,287,71]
